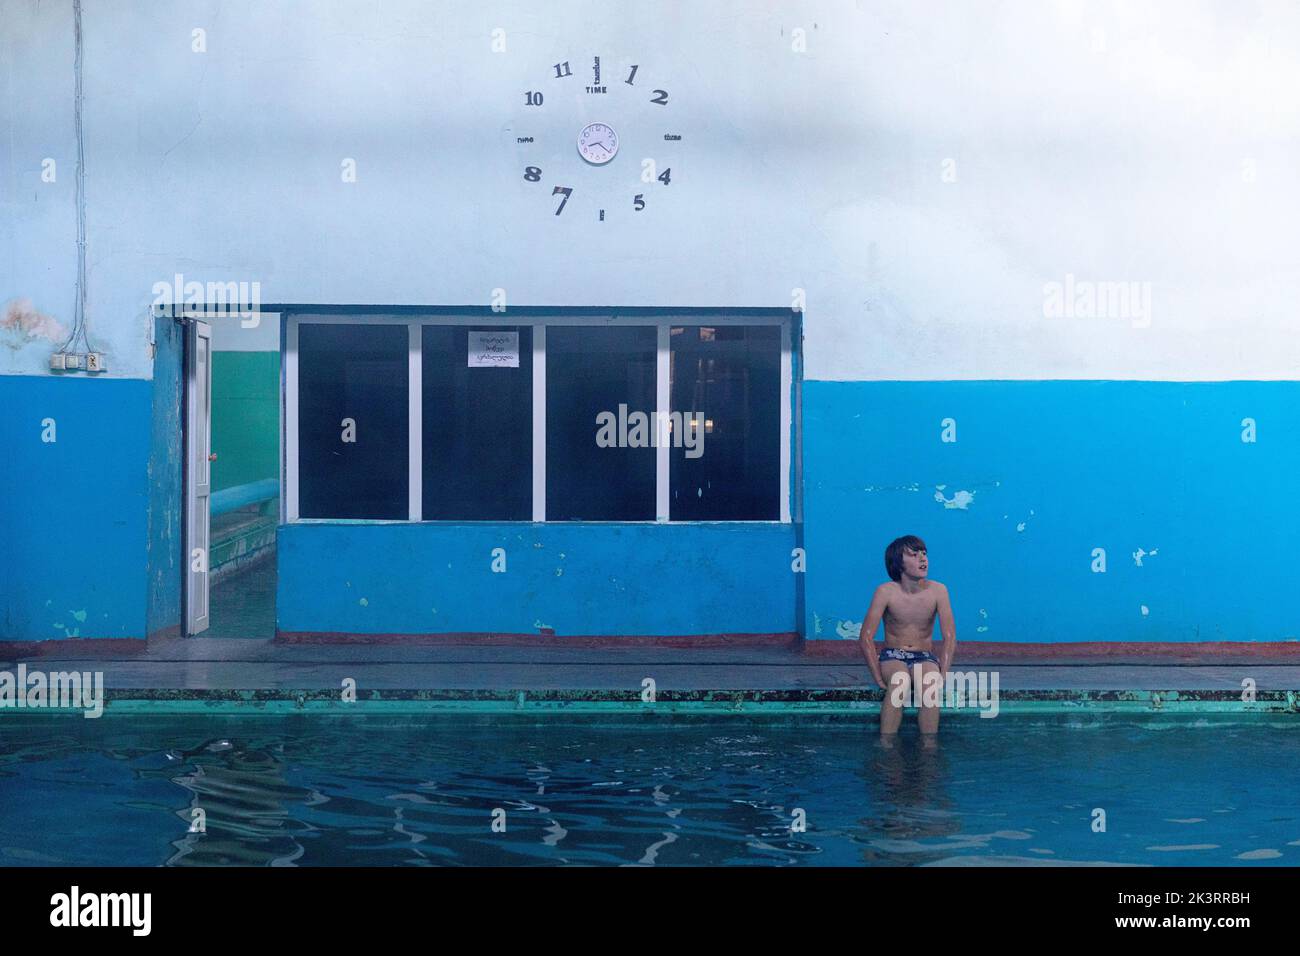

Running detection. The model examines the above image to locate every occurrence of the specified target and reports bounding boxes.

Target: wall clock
[512,56,678,220]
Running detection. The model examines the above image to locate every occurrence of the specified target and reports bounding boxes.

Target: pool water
[1,715,1297,866]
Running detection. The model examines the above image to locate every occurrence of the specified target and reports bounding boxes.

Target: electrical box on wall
[49,352,106,372]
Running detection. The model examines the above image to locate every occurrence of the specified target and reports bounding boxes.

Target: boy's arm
[936,583,957,673]
[858,586,890,687]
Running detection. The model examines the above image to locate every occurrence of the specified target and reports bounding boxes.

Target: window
[546,326,656,521]
[423,326,532,520]
[296,323,408,519]
[286,313,792,523]
[670,325,781,520]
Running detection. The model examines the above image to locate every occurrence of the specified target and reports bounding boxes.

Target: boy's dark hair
[884,535,927,581]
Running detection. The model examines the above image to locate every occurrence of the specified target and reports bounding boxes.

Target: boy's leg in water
[880,659,910,735]
[916,660,943,735]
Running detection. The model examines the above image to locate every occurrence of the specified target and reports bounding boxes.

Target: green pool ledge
[2,688,1297,717]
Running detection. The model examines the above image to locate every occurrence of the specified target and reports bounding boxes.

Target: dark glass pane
[546,326,656,520]
[298,323,408,519]
[422,326,532,520]
[670,325,781,520]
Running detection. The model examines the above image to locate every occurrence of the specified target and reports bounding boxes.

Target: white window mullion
[781,320,792,523]
[656,323,670,522]
[285,316,300,522]
[532,323,546,521]
[408,323,422,521]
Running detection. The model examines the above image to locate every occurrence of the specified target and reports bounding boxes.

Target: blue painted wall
[803,380,1300,642]
[7,374,1299,644]
[0,374,151,640]
[145,317,184,638]
[277,522,798,636]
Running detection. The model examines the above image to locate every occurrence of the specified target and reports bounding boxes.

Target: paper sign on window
[468,330,519,368]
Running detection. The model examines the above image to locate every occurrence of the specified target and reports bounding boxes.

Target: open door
[186,320,212,635]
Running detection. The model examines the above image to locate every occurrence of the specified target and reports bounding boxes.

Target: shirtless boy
[858,535,957,735]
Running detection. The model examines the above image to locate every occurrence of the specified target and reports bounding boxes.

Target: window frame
[284,311,793,524]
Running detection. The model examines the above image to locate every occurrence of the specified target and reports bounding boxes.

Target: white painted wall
[3,0,1298,381]
[209,313,278,351]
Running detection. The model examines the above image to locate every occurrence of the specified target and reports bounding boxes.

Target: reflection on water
[859,735,962,864]
[164,739,315,866]
[1,716,1297,867]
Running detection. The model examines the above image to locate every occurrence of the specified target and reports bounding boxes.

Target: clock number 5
[552,186,573,215]
[633,194,645,211]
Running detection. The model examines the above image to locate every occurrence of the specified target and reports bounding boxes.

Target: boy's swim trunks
[879,647,939,666]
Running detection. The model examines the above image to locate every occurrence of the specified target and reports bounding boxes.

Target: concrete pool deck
[2,636,1299,715]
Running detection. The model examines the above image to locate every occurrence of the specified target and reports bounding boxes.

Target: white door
[186,320,212,635]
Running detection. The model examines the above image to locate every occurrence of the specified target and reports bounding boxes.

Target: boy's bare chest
[886,589,938,625]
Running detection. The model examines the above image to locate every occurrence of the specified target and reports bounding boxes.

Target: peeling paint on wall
[51,609,87,638]
[2,299,67,346]
[835,619,861,639]
[934,485,975,510]
[1133,547,1159,566]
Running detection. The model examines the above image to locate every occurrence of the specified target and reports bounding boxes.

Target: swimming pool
[2,714,1297,866]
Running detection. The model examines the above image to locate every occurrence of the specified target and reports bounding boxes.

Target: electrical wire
[57,0,93,358]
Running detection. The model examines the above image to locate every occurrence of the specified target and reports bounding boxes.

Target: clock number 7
[552,186,573,215]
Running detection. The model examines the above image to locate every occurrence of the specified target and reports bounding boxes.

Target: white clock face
[578,122,619,165]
